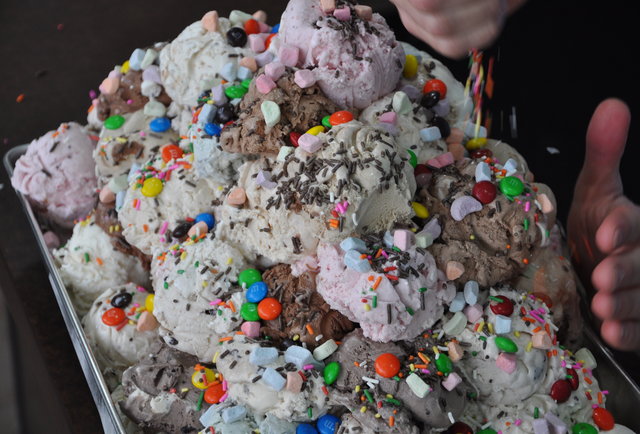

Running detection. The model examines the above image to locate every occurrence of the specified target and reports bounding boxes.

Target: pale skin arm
[389,0,528,59]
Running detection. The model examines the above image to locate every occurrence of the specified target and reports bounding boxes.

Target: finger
[591,288,640,321]
[591,246,640,293]
[581,98,631,187]
[600,319,640,351]
[595,202,640,254]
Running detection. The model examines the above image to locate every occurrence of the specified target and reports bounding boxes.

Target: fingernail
[613,229,622,249]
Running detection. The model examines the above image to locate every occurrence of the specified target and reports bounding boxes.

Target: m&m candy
[149,117,171,133]
[257,297,282,320]
[161,144,184,163]
[549,379,572,403]
[499,176,524,197]
[226,27,247,47]
[592,407,615,430]
[374,353,401,378]
[204,382,225,404]
[423,79,447,99]
[104,115,125,130]
[102,307,126,326]
[323,361,340,385]
[246,281,268,303]
[240,302,260,321]
[472,181,497,204]
[141,177,163,197]
[489,295,514,316]
[195,213,216,230]
[239,268,262,288]
[110,292,133,309]
[329,110,354,126]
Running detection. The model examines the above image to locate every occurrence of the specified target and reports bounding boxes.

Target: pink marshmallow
[258,22,271,33]
[294,69,316,88]
[355,5,373,20]
[447,341,464,362]
[441,372,462,391]
[249,34,266,53]
[226,187,247,206]
[464,303,483,323]
[187,221,209,238]
[278,44,300,68]
[239,57,258,72]
[298,133,322,153]
[265,61,285,81]
[286,371,303,393]
[137,311,159,332]
[532,332,552,349]
[333,7,351,21]
[393,229,414,251]
[379,111,397,125]
[253,10,267,22]
[99,77,119,95]
[320,0,336,14]
[427,152,455,169]
[99,186,115,203]
[496,353,517,374]
[241,321,261,338]
[256,74,277,94]
[201,11,219,32]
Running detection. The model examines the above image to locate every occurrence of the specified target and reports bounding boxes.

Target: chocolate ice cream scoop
[220,68,340,155]
[420,158,545,288]
[119,343,206,433]
[260,264,355,349]
[97,69,171,121]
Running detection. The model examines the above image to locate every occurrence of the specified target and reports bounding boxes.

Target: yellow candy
[141,177,163,197]
[411,202,429,219]
[191,367,216,389]
[403,54,418,79]
[465,137,487,151]
[145,294,155,313]
[121,60,131,74]
[306,125,326,136]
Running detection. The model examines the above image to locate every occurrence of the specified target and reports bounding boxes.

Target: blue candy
[204,122,222,137]
[271,23,280,33]
[149,117,171,133]
[195,212,215,230]
[246,281,268,303]
[296,423,318,434]
[317,414,341,434]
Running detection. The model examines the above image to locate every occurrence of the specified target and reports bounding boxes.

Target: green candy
[225,85,248,100]
[323,361,341,386]
[104,115,125,130]
[407,149,418,168]
[240,302,260,321]
[495,336,518,353]
[241,79,252,90]
[435,354,453,374]
[477,430,497,434]
[499,176,524,197]
[571,423,598,434]
[321,115,332,130]
[238,268,262,288]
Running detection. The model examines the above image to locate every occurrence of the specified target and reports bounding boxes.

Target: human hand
[568,98,640,351]
[389,0,527,58]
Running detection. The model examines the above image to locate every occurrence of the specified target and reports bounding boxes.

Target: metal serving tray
[4,144,126,434]
[4,144,640,432]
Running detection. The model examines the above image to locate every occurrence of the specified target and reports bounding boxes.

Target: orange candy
[204,382,226,404]
[257,297,282,320]
[423,79,447,99]
[102,307,126,326]
[592,407,615,430]
[244,19,260,35]
[161,144,184,163]
[375,353,401,378]
[265,33,277,50]
[329,110,354,126]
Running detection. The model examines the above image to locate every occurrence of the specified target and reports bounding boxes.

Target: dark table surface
[1,0,638,432]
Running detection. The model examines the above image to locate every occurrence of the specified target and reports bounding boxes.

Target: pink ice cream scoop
[315,236,455,342]
[11,122,98,228]
[279,0,405,109]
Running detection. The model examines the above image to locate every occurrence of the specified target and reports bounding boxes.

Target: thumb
[580,98,631,189]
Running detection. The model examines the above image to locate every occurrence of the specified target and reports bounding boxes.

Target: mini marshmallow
[239,56,258,72]
[265,61,285,81]
[136,311,158,332]
[494,315,512,335]
[286,371,303,393]
[229,10,253,26]
[256,170,277,189]
[433,99,450,117]
[250,347,279,366]
[140,49,158,69]
[544,412,567,434]
[393,229,414,251]
[443,311,467,336]
[392,91,412,115]
[464,304,484,323]
[99,186,115,204]
[320,0,336,13]
[142,65,161,83]
[107,174,129,194]
[340,237,367,253]
[441,372,462,391]
[426,152,454,169]
[278,45,300,67]
[256,74,277,94]
[532,331,552,349]
[219,62,238,82]
[261,100,281,128]
[236,66,253,81]
[313,339,338,361]
[463,281,479,305]
[532,419,551,434]
[222,405,247,424]
[249,33,266,53]
[503,158,518,176]
[446,261,465,280]
[406,373,431,398]
[240,321,260,337]
[285,345,321,370]
[464,121,487,138]
[201,11,219,32]
[211,84,228,105]
[447,341,464,362]
[475,161,492,182]
[141,81,162,98]
[255,51,274,67]
[277,146,294,162]
[450,196,482,221]
[298,133,322,153]
[99,77,119,95]
[496,353,517,374]
[379,111,397,125]
[354,5,373,20]
[344,249,371,273]
[261,367,286,391]
[144,99,166,117]
[128,48,146,71]
[294,69,316,88]
[420,126,442,142]
[449,292,466,313]
[333,7,351,21]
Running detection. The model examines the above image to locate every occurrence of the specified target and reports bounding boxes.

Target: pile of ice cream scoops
[9,0,637,433]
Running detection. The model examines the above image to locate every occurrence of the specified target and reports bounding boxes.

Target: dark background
[0,0,638,432]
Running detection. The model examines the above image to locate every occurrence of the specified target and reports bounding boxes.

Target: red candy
[472,181,497,204]
[531,292,553,309]
[566,368,579,390]
[289,131,301,147]
[265,33,277,49]
[423,79,447,99]
[102,307,126,326]
[204,382,226,404]
[549,379,572,403]
[374,353,401,378]
[447,422,473,434]
[257,297,282,320]
[489,295,514,316]
[161,144,184,163]
[592,407,615,430]
[471,148,493,159]
[244,19,260,35]
[329,110,354,126]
